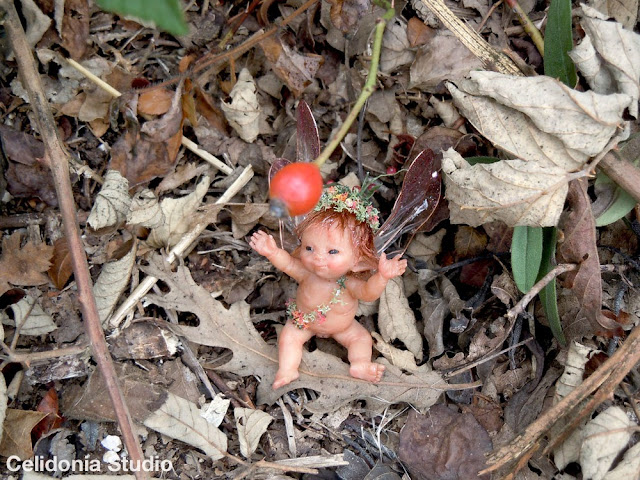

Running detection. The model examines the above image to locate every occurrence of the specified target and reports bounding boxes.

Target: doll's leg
[333,322,385,382]
[273,322,314,389]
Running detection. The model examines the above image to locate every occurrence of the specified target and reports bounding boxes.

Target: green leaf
[511,226,543,293]
[95,0,188,36]
[544,0,577,87]
[537,227,566,346]
[464,156,500,165]
[594,181,637,227]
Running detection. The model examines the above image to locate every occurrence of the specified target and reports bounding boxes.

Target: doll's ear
[351,257,378,272]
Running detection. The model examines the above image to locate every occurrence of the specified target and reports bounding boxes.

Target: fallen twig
[0,2,147,477]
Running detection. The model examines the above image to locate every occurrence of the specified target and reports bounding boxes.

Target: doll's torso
[293,273,358,336]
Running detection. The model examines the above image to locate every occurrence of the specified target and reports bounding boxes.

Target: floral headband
[315,184,380,231]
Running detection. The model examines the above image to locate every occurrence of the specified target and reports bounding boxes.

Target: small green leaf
[595,185,636,226]
[511,226,543,293]
[464,156,500,165]
[544,0,577,87]
[95,0,188,36]
[537,227,566,346]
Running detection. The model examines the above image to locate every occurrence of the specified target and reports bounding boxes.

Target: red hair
[294,208,378,271]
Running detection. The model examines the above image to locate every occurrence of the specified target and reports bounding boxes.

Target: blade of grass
[544,0,577,86]
[511,226,543,293]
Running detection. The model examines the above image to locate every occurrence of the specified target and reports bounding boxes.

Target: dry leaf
[380,18,415,73]
[234,407,274,458]
[602,443,640,480]
[1,295,57,336]
[126,188,165,228]
[260,36,324,97]
[48,237,73,290]
[146,175,210,248]
[110,321,180,360]
[588,0,638,28]
[443,148,568,227]
[220,69,260,143]
[143,392,228,461]
[372,332,423,371]
[230,204,270,239]
[407,17,435,47]
[0,232,53,294]
[32,387,64,440]
[16,0,51,51]
[143,257,446,413]
[454,226,488,258]
[93,243,136,325]
[378,277,423,361]
[201,394,231,428]
[558,179,618,338]
[138,88,174,116]
[417,279,447,359]
[572,5,640,117]
[0,373,6,444]
[0,125,58,206]
[0,409,48,459]
[87,169,132,231]
[580,407,635,479]
[326,0,370,33]
[60,0,90,60]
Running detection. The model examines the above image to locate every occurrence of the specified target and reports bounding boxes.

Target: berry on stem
[269,162,323,217]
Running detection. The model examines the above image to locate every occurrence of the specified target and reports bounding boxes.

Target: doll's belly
[308,312,355,337]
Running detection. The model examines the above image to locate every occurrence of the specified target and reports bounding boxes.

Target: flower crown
[315,184,380,231]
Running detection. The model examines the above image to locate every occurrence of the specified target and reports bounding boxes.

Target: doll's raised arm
[249,231,309,282]
[347,253,407,302]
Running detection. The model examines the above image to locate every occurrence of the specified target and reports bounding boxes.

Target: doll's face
[299,223,358,280]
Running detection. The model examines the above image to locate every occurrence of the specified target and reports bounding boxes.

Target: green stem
[506,0,544,56]
[313,15,389,167]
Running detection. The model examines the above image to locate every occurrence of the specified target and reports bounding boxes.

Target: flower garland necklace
[286,276,347,330]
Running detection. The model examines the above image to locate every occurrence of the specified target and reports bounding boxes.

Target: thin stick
[66,59,233,175]
[109,165,254,328]
[0,2,147,477]
[504,0,545,55]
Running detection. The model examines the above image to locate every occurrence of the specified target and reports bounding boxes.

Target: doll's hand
[378,253,407,280]
[249,230,279,258]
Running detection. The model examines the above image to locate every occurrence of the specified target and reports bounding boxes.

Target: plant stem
[313,14,389,167]
[504,0,545,55]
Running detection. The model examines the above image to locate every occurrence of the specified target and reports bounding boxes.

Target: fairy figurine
[250,184,407,389]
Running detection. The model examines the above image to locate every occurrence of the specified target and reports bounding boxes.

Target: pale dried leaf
[588,0,638,28]
[200,394,231,428]
[0,368,6,442]
[221,69,260,143]
[406,230,445,265]
[143,257,445,413]
[372,332,421,371]
[443,148,568,227]
[146,175,211,248]
[451,72,632,156]
[127,188,164,229]
[18,0,51,51]
[143,391,228,461]
[573,6,640,117]
[94,245,136,326]
[234,407,274,458]
[87,170,132,230]
[231,204,270,239]
[1,295,57,336]
[417,280,446,359]
[378,277,423,360]
[380,18,415,73]
[602,443,640,480]
[580,407,635,479]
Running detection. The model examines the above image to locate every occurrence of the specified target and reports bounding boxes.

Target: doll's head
[294,185,379,273]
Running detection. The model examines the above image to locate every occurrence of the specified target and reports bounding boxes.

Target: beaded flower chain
[315,184,380,231]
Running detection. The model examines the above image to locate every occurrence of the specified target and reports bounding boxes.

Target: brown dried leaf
[110,84,184,186]
[48,237,73,290]
[0,409,48,459]
[0,233,53,294]
[60,0,90,60]
[0,126,57,206]
[138,88,173,116]
[398,406,492,480]
[454,226,488,258]
[557,179,618,339]
[407,17,436,47]
[326,0,370,33]
[260,36,324,96]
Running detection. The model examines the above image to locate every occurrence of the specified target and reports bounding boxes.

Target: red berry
[269,163,323,217]
[386,165,398,175]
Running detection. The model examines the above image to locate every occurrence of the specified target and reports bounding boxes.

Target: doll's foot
[350,362,385,383]
[273,369,299,389]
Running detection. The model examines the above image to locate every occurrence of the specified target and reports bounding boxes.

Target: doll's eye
[328,249,339,255]
[306,246,313,251]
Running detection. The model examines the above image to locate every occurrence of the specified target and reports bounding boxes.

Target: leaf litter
[0,0,639,479]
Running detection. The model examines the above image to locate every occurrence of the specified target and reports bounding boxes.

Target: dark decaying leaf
[0,125,58,206]
[109,84,184,186]
[557,178,622,339]
[260,35,324,96]
[296,100,320,163]
[375,149,442,253]
[60,0,90,60]
[398,405,492,480]
[326,0,371,33]
[32,387,64,441]
[48,237,74,290]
